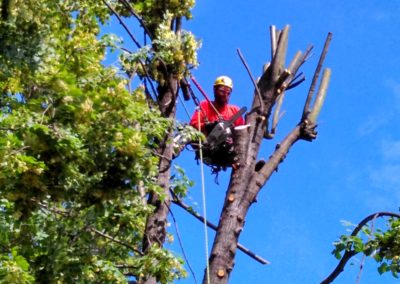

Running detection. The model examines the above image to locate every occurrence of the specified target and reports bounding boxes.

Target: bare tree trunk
[203,27,332,284]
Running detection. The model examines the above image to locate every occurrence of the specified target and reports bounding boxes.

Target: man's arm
[230,105,245,126]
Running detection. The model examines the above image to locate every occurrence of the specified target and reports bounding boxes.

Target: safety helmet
[214,75,233,89]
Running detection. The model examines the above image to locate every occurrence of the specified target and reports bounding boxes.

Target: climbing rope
[197,107,211,284]
[177,93,191,119]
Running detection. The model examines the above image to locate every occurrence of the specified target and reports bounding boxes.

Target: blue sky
[108,1,400,283]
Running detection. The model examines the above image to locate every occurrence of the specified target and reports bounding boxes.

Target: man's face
[214,85,232,106]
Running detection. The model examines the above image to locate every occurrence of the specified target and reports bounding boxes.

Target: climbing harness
[178,77,246,175]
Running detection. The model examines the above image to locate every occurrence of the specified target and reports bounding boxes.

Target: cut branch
[302,32,333,119]
[270,25,277,58]
[270,25,290,83]
[308,68,331,124]
[269,92,285,137]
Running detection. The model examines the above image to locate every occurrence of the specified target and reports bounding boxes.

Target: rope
[177,93,191,120]
[197,107,211,284]
[166,202,198,284]
[191,76,223,121]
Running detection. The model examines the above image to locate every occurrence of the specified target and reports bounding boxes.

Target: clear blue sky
[110,1,400,283]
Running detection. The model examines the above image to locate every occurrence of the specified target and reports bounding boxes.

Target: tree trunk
[140,76,178,284]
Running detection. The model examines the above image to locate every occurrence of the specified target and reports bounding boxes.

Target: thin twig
[237,48,264,113]
[355,213,379,284]
[89,227,144,256]
[151,149,171,162]
[294,45,313,74]
[102,0,142,49]
[286,76,306,90]
[119,48,159,101]
[38,202,144,256]
[118,0,153,39]
[139,60,159,102]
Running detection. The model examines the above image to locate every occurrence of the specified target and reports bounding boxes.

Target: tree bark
[140,75,178,284]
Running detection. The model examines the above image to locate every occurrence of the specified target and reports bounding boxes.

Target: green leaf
[378,263,389,274]
[15,255,30,271]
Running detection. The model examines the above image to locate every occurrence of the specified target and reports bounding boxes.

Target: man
[189,76,245,168]
[189,75,244,134]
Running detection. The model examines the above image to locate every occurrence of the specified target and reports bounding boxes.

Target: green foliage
[119,18,200,85]
[332,217,400,278]
[171,165,195,199]
[127,0,195,34]
[114,0,200,85]
[0,0,199,282]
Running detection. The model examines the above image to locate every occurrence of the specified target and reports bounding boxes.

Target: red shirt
[190,100,245,133]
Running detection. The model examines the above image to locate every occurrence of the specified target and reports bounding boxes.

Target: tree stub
[217,269,225,278]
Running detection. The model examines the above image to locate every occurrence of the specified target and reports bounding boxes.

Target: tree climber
[189,75,244,133]
[189,76,246,169]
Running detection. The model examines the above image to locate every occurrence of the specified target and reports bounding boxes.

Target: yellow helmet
[214,75,233,89]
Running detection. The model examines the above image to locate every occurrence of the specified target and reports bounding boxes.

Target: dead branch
[270,25,290,83]
[237,48,264,113]
[308,68,331,124]
[270,25,277,58]
[270,92,285,136]
[302,32,333,119]
[287,72,305,90]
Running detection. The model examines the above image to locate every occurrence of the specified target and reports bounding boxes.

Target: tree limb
[118,0,153,39]
[89,227,144,256]
[321,212,400,284]
[171,195,271,265]
[237,48,264,113]
[302,32,332,120]
[102,0,142,49]
[269,25,277,58]
[308,68,331,124]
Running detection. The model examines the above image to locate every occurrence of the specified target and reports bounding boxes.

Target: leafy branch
[321,212,400,283]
